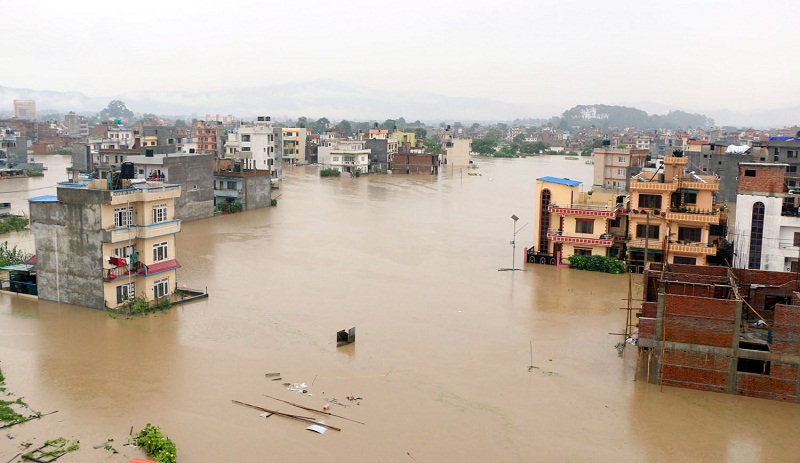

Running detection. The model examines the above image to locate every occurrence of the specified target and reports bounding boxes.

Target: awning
[0,264,35,272]
[676,189,699,194]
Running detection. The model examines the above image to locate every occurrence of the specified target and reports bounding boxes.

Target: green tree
[99,100,134,121]
[396,117,407,130]
[471,138,497,155]
[413,128,427,140]
[314,117,330,133]
[380,119,396,130]
[335,120,353,137]
[483,129,504,143]
[296,116,310,128]
[423,136,443,154]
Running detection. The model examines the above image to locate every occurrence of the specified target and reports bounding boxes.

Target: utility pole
[510,214,528,271]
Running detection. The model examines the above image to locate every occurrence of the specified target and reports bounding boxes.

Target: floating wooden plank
[231,400,342,432]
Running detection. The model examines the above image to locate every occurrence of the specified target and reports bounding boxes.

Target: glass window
[748,202,765,269]
[575,219,594,234]
[114,206,134,227]
[678,227,702,243]
[638,194,662,209]
[673,256,697,265]
[116,282,135,303]
[636,224,659,239]
[152,204,168,223]
[574,248,592,256]
[154,278,169,299]
[153,241,168,262]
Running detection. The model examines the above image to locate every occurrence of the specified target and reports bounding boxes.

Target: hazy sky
[4,0,799,113]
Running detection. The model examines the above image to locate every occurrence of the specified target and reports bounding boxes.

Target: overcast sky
[4,0,798,114]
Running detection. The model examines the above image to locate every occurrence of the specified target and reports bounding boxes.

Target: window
[789,150,797,159]
[618,156,626,162]
[114,245,134,260]
[241,147,251,152]
[678,227,702,243]
[152,204,168,223]
[575,219,594,234]
[227,181,237,190]
[617,169,624,175]
[787,166,798,173]
[332,157,339,162]
[574,248,592,256]
[114,206,134,227]
[116,282,135,304]
[744,169,756,177]
[682,192,698,204]
[241,135,250,142]
[153,241,168,262]
[153,278,169,299]
[638,194,662,209]
[538,189,551,253]
[794,232,800,247]
[636,224,659,239]
[673,256,697,265]
[748,202,765,269]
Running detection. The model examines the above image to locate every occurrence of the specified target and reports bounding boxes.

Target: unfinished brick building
[636,263,800,402]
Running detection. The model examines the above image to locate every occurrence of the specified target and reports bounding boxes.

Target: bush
[135,423,177,463]
[217,201,243,214]
[270,198,278,206]
[320,168,341,177]
[0,216,29,234]
[0,241,31,267]
[567,254,625,274]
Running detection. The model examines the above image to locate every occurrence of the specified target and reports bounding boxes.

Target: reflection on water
[1,156,799,462]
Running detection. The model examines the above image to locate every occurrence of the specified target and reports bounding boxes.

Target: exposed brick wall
[639,317,656,339]
[641,302,657,319]
[772,304,800,355]
[661,349,729,393]
[663,295,735,347]
[737,164,786,194]
[737,373,796,402]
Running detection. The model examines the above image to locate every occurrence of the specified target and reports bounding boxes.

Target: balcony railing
[665,209,723,224]
[627,238,717,255]
[546,229,615,246]
[109,184,181,205]
[548,203,624,218]
[106,219,181,243]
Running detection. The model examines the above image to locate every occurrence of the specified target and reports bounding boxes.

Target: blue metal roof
[537,176,582,187]
[28,195,58,202]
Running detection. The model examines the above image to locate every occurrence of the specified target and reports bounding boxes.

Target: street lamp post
[511,215,519,270]
[510,214,527,271]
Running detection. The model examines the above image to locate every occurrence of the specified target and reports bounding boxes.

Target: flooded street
[2,155,800,462]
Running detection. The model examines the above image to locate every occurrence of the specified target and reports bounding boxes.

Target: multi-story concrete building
[365,137,398,173]
[627,155,726,271]
[13,100,35,120]
[733,162,800,271]
[281,127,307,165]
[127,153,216,222]
[213,159,273,211]
[225,116,282,179]
[29,179,183,310]
[64,112,89,138]
[531,176,627,265]
[195,121,224,156]
[318,139,370,175]
[592,147,649,192]
[440,126,472,166]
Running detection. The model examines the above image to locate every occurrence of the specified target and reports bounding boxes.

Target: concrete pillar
[650,292,666,385]
[727,300,743,394]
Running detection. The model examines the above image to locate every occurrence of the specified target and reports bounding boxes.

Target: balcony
[548,202,624,218]
[546,229,615,247]
[665,209,724,224]
[105,219,181,243]
[215,189,242,198]
[667,242,718,255]
[109,185,181,205]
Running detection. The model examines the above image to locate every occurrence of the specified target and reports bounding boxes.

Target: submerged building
[29,177,184,310]
[636,263,800,403]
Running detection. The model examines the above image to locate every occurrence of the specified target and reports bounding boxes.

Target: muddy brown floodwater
[2,155,800,462]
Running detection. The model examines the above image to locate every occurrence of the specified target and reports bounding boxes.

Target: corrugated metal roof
[28,195,58,202]
[536,176,582,187]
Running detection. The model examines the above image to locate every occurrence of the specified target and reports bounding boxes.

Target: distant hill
[0,80,556,122]
[561,104,714,129]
